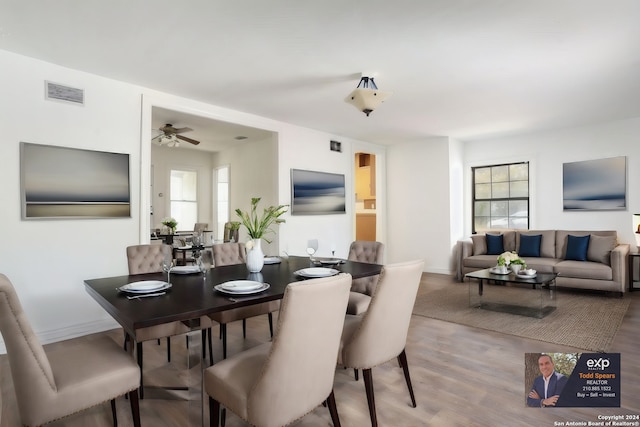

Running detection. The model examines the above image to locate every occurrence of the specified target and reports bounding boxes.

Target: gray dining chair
[208,242,280,359]
[347,240,385,315]
[205,273,352,427]
[0,273,142,427]
[126,244,213,398]
[338,259,424,427]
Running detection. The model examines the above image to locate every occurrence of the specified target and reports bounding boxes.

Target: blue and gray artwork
[563,157,626,210]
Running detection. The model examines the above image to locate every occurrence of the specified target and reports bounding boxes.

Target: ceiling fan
[152,123,200,146]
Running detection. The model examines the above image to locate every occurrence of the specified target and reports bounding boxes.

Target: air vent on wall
[45,81,84,105]
[330,140,342,152]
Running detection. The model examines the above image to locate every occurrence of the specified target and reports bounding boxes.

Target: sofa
[456,230,629,295]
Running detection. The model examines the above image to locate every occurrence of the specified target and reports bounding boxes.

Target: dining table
[84,255,383,426]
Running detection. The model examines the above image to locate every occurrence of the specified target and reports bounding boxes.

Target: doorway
[354,152,377,241]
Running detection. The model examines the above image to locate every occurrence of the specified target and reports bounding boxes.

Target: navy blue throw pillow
[565,234,590,261]
[519,234,542,257]
[486,234,504,255]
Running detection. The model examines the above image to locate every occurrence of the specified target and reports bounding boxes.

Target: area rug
[412,282,630,351]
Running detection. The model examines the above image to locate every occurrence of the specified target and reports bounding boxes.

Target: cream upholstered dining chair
[338,259,424,427]
[194,222,209,233]
[205,273,352,427]
[209,242,280,359]
[347,240,385,315]
[222,221,240,243]
[0,273,141,427]
[126,244,213,398]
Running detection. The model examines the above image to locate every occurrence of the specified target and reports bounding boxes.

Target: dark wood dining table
[84,256,382,426]
[84,256,383,340]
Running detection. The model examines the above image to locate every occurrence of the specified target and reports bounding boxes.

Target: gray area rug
[412,282,630,351]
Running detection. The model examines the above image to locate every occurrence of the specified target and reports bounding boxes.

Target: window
[216,166,229,240]
[472,162,529,233]
[170,169,197,231]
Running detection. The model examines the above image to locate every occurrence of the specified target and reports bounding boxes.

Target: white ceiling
[2,0,640,146]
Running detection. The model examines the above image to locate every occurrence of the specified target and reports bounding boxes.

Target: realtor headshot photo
[526,353,573,408]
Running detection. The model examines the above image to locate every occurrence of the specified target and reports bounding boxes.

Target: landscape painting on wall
[291,169,346,215]
[562,156,626,211]
[20,142,131,219]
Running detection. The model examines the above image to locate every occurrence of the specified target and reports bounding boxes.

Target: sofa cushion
[554,260,613,281]
[518,257,558,274]
[471,235,487,255]
[517,230,556,258]
[555,230,616,259]
[486,234,504,255]
[519,234,541,257]
[565,234,590,261]
[463,254,498,269]
[587,234,616,266]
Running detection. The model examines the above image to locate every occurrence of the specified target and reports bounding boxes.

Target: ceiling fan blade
[172,126,193,134]
[176,134,200,145]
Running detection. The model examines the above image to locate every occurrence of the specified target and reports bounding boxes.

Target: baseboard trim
[0,318,119,354]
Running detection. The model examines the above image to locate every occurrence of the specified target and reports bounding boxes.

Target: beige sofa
[456,230,629,295]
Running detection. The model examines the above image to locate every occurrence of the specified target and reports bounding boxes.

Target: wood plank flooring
[2,273,639,426]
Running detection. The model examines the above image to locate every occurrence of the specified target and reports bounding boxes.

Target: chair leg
[268,312,274,337]
[110,399,118,427]
[362,368,378,427]
[221,323,227,359]
[209,396,220,427]
[128,389,141,427]
[167,336,171,362]
[397,349,417,407]
[326,390,342,427]
[123,331,128,351]
[201,329,207,359]
[242,318,247,338]
[136,342,144,400]
[354,368,359,381]
[207,328,214,366]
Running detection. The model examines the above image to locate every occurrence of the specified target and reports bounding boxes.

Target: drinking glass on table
[306,239,318,263]
[199,250,213,280]
[161,254,173,283]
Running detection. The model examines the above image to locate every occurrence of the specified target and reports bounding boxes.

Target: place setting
[294,267,341,278]
[116,280,172,299]
[214,280,270,295]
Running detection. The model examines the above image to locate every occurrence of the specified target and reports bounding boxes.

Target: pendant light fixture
[345,75,392,116]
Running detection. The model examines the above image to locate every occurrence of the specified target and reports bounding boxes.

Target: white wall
[214,134,279,254]
[461,117,640,247]
[0,50,144,347]
[0,49,386,352]
[386,137,454,274]
[151,145,214,231]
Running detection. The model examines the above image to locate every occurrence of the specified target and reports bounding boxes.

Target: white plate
[171,265,201,274]
[294,267,340,278]
[517,272,537,279]
[214,283,270,295]
[177,245,192,250]
[118,280,172,294]
[263,257,281,265]
[220,280,264,291]
[317,258,342,266]
[489,267,509,275]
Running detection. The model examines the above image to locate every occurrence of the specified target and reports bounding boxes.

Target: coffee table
[465,268,558,318]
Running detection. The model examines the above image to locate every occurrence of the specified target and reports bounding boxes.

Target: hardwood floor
[2,273,639,426]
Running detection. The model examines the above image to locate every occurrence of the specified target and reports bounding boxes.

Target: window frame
[472,161,530,234]
[169,168,198,231]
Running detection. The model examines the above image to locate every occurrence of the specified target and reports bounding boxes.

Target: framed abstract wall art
[20,142,131,219]
[290,168,346,215]
[562,156,626,211]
